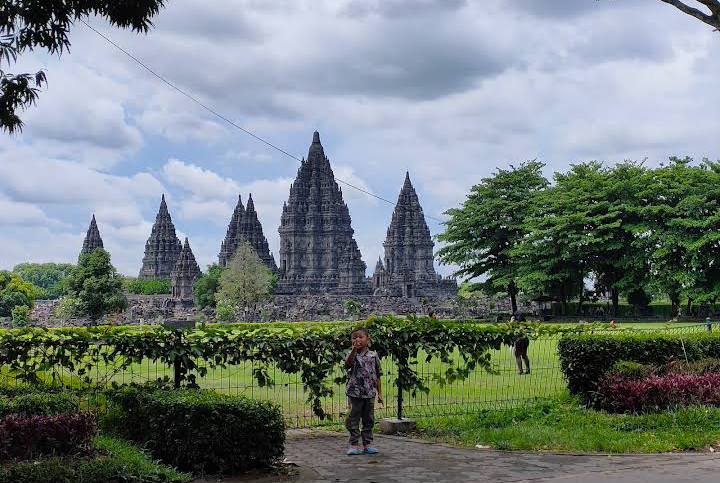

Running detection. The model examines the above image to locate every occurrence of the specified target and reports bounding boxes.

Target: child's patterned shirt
[346,349,383,399]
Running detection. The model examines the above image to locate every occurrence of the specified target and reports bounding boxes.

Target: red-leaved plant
[0,412,96,461]
[597,372,720,413]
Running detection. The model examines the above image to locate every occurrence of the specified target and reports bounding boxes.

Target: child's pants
[345,396,375,445]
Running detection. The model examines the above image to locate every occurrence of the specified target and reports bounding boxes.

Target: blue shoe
[364,446,379,454]
[347,447,362,455]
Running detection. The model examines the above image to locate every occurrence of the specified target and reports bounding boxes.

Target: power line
[79,19,446,224]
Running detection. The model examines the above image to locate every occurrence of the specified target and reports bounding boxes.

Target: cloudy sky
[1,0,719,277]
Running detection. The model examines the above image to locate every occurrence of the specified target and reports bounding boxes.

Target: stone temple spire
[218,194,276,270]
[277,131,370,295]
[139,194,183,279]
[218,195,246,266]
[171,238,202,300]
[373,172,456,297]
[79,214,104,260]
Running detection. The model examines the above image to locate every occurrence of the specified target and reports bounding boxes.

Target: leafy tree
[194,264,225,309]
[641,158,720,315]
[0,270,41,316]
[12,262,74,299]
[1,0,166,133]
[65,248,127,322]
[437,161,549,313]
[10,304,30,327]
[217,240,273,321]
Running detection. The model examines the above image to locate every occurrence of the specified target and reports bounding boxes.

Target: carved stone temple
[276,132,370,295]
[79,214,104,260]
[372,173,457,297]
[139,195,183,279]
[218,194,277,270]
[171,238,202,300]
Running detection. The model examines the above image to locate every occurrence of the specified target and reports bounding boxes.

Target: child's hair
[351,327,370,337]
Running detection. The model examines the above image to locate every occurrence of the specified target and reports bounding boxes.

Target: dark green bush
[0,382,66,397]
[557,331,720,399]
[0,436,191,483]
[0,392,79,417]
[107,387,285,474]
[608,361,651,381]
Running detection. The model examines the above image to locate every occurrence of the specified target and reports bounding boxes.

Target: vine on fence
[0,316,598,418]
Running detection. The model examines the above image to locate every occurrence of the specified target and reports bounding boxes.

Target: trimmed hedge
[0,412,96,461]
[0,392,79,417]
[107,387,285,474]
[557,331,720,399]
[0,436,191,483]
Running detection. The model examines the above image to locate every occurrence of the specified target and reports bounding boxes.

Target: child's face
[351,331,369,350]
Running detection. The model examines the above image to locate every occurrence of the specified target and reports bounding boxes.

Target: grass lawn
[1,321,713,427]
[414,393,720,452]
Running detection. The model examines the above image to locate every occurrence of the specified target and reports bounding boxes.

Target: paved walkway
[284,430,720,482]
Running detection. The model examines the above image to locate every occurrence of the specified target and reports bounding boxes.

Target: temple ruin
[79,214,104,260]
[218,194,277,270]
[138,195,183,279]
[372,173,457,297]
[171,238,202,300]
[276,132,370,295]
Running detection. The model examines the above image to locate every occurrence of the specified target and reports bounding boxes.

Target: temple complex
[276,132,370,295]
[372,173,457,297]
[79,215,104,260]
[139,195,183,279]
[171,238,202,300]
[218,194,276,270]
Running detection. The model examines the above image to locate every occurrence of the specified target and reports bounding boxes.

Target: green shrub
[558,331,720,399]
[10,305,31,327]
[608,361,651,380]
[0,436,191,483]
[126,278,172,295]
[0,392,79,417]
[0,382,66,397]
[107,387,285,474]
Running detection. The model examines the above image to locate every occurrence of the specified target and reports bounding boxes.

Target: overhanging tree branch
[657,0,720,30]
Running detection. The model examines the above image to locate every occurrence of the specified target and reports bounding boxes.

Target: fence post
[163,319,196,389]
[396,354,406,420]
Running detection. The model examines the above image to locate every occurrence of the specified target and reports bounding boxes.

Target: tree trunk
[611,288,619,317]
[671,294,680,318]
[508,281,518,315]
[687,297,693,317]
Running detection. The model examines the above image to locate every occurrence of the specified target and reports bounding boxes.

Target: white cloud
[162,158,240,200]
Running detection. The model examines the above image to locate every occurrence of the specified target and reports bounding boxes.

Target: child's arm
[345,347,357,368]
[376,377,383,405]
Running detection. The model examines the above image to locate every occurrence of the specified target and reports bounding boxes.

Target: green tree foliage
[65,249,127,322]
[217,241,273,321]
[0,271,41,317]
[12,263,74,299]
[125,278,172,295]
[641,158,720,315]
[438,161,549,313]
[1,0,166,133]
[193,264,224,309]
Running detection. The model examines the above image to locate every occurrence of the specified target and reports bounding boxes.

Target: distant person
[345,327,383,455]
[610,319,617,328]
[514,314,531,375]
[428,309,437,319]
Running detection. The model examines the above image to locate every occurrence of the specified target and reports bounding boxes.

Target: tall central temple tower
[276,132,370,295]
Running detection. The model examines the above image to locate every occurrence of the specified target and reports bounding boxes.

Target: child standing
[345,327,383,455]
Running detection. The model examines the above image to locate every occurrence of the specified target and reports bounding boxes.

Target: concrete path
[284,430,720,483]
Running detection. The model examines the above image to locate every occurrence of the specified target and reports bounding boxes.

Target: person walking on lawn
[345,327,383,455]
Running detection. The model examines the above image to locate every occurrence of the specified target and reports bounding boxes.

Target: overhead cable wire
[79,19,446,224]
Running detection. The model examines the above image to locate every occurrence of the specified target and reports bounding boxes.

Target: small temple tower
[373,172,457,297]
[171,238,202,300]
[139,195,183,279]
[219,194,276,270]
[79,214,104,260]
[276,131,370,295]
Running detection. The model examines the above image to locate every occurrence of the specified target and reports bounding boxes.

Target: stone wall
[23,294,533,327]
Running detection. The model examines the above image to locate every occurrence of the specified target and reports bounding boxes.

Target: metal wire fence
[1,322,715,427]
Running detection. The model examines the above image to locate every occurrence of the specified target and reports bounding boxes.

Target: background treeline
[439,157,720,317]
